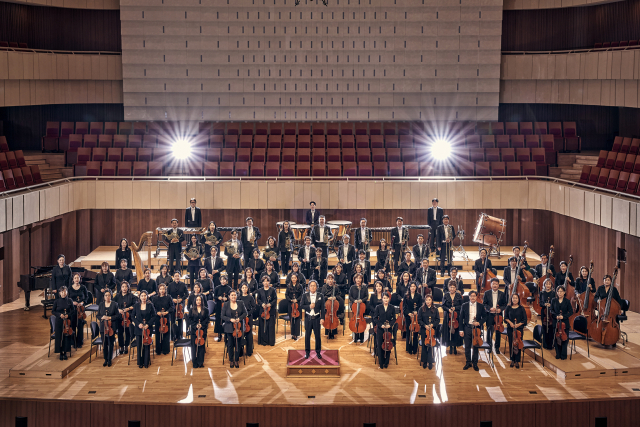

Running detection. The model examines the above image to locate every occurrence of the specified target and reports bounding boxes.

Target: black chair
[171,323,191,366]
[207,300,217,347]
[520,324,543,369]
[89,321,103,363]
[618,299,630,345]
[85,291,99,322]
[277,299,291,339]
[222,335,246,366]
[47,315,56,357]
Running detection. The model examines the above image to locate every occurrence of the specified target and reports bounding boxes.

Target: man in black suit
[297,236,316,280]
[503,257,526,290]
[436,215,455,276]
[204,246,225,288]
[163,218,185,276]
[354,250,371,287]
[415,258,437,296]
[473,248,494,293]
[412,234,430,264]
[482,278,508,353]
[337,234,356,284]
[460,290,486,371]
[310,215,333,258]
[184,198,202,228]
[301,280,325,359]
[427,198,444,252]
[390,217,408,272]
[534,253,555,281]
[241,217,261,265]
[224,230,244,290]
[305,201,320,225]
[353,218,373,260]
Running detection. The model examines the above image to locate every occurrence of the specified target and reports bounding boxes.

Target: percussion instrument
[326,224,340,244]
[473,214,506,247]
[276,221,296,233]
[326,220,352,239]
[291,224,311,242]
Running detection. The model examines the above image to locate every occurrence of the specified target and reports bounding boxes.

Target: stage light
[430,138,452,161]
[172,138,192,160]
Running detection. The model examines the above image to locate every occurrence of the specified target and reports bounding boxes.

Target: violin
[103,317,114,337]
[159,309,169,334]
[142,320,153,346]
[261,294,271,335]
[63,310,73,336]
[512,329,524,356]
[349,297,367,334]
[555,318,568,346]
[381,321,394,355]
[472,316,484,347]
[291,299,300,319]
[324,285,340,331]
[448,307,459,343]
[176,301,184,320]
[76,297,86,321]
[232,318,243,338]
[244,316,251,333]
[122,302,131,328]
[493,312,505,333]
[195,320,205,346]
[426,325,437,348]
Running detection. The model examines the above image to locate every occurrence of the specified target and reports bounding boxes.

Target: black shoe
[144,365,149,369]
[59,354,64,361]
[428,363,433,370]
[510,361,514,367]
[384,363,389,368]
[235,362,239,368]
[494,348,500,355]
[448,347,452,355]
[139,365,143,369]
[422,363,427,370]
[473,364,479,371]
[63,354,68,360]
[305,353,310,359]
[453,347,457,355]
[108,361,112,367]
[317,352,322,359]
[103,361,108,367]
[124,349,128,354]
[463,363,471,370]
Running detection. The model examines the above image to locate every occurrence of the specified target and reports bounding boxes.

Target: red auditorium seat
[563,122,580,151]
[386,148,401,162]
[283,135,296,148]
[107,147,122,162]
[284,123,297,135]
[5,152,17,169]
[89,122,103,135]
[133,162,148,176]
[250,163,265,176]
[155,148,170,162]
[399,135,413,148]
[83,134,98,148]
[266,162,280,176]
[298,135,311,148]
[239,135,253,148]
[282,148,296,162]
[419,162,434,176]
[485,148,501,162]
[142,135,157,148]
[520,122,533,135]
[616,172,629,192]
[101,161,116,176]
[496,135,510,149]
[632,156,640,173]
[481,136,495,148]
[240,123,253,135]
[252,148,266,163]
[221,148,236,162]
[579,165,591,183]
[405,162,419,176]
[227,123,240,136]
[341,135,355,149]
[210,135,223,149]
[369,122,382,136]
[118,122,132,135]
[312,135,326,150]
[128,135,142,148]
[525,135,539,148]
[298,123,311,135]
[534,122,547,135]
[604,151,616,169]
[624,154,637,172]
[199,122,212,135]
[12,168,25,187]
[117,161,132,176]
[355,122,368,136]
[267,148,280,162]
[506,162,521,176]
[235,162,249,177]
[606,169,620,189]
[587,166,600,185]
[97,135,112,148]
[14,150,26,167]
[3,170,16,189]
[383,122,396,136]
[627,173,640,194]
[597,168,611,187]
[60,122,75,150]
[357,149,371,162]
[522,162,537,176]
[476,122,491,135]
[269,122,282,135]
[466,135,480,148]
[0,171,6,191]
[358,162,373,176]
[21,166,33,185]
[531,148,546,163]
[385,135,399,148]
[388,162,403,176]
[203,162,219,176]
[541,134,560,152]
[207,148,221,163]
[77,147,91,164]
[402,148,417,162]
[225,135,238,148]
[298,148,311,162]
[491,162,506,176]
[341,122,354,135]
[313,123,325,136]
[312,162,326,176]
[469,148,485,162]
[630,138,640,154]
[43,122,60,151]
[343,162,357,176]
[268,135,282,149]
[75,122,89,135]
[122,148,137,162]
[614,152,626,170]
[327,148,341,162]
[0,153,8,170]
[86,161,101,176]
[327,123,339,135]
[281,162,295,176]
[510,135,524,148]
[149,161,163,176]
[516,148,530,162]
[397,122,410,135]
[620,137,632,153]
[297,162,310,176]
[219,162,234,176]
[457,161,474,176]
[148,122,162,135]
[342,148,356,162]
[31,165,43,183]
[491,122,504,135]
[505,122,519,136]
[256,123,268,135]
[596,150,607,167]
[475,162,490,176]
[612,136,623,152]
[93,147,107,162]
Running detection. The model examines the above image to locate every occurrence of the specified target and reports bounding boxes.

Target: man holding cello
[482,278,507,354]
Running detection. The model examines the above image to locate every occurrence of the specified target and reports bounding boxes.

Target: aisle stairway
[23,152,73,182]
[557,151,600,181]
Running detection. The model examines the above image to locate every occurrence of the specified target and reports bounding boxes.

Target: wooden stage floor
[2,291,640,409]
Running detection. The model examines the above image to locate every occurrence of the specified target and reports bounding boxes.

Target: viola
[555,318,568,346]
[176,301,184,320]
[472,317,484,347]
[76,298,86,321]
[494,313,505,333]
[409,312,420,334]
[195,320,205,346]
[142,320,153,346]
[291,300,300,318]
[63,310,73,336]
[512,329,524,355]
[122,302,131,328]
[381,321,393,354]
[349,300,367,334]
[450,310,459,330]
[232,318,243,339]
[244,316,251,333]
[426,325,437,347]
[159,309,169,334]
[324,285,340,331]
[103,318,114,337]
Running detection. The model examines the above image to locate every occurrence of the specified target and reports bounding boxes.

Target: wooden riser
[9,343,97,379]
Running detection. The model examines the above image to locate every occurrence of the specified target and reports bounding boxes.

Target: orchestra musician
[482,277,507,354]
[473,249,493,292]
[412,234,430,265]
[50,254,72,299]
[137,268,157,298]
[373,292,396,369]
[415,258,437,296]
[394,271,412,308]
[418,294,440,370]
[436,215,455,277]
[155,264,172,287]
[224,230,244,290]
[247,248,265,280]
[301,280,325,359]
[68,273,88,348]
[503,257,526,290]
[152,283,174,355]
[369,281,385,313]
[115,238,133,272]
[534,253,555,282]
[442,281,463,355]
[242,267,259,295]
[262,236,280,273]
[551,286,572,360]
[460,290,486,371]
[337,234,356,285]
[285,273,304,341]
[539,278,556,350]
[213,275,232,342]
[257,276,277,346]
[95,261,116,305]
[167,271,188,340]
[353,218,373,260]
[427,198,444,253]
[113,281,136,355]
[322,273,344,339]
[52,286,76,360]
[238,282,256,357]
[187,283,204,312]
[278,220,295,276]
[311,247,328,287]
[297,236,315,281]
[403,282,423,355]
[397,251,417,279]
[184,198,202,228]
[115,259,134,288]
[132,291,157,369]
[555,261,574,290]
[241,217,261,265]
[310,216,333,258]
[595,274,624,343]
[164,219,184,276]
[184,234,204,287]
[391,217,408,271]
[374,238,391,273]
[349,273,369,343]
[204,246,224,289]
[286,262,307,289]
[196,268,213,301]
[201,221,222,256]
[444,268,465,293]
[261,261,279,290]
[305,201,320,226]
[355,250,372,287]
[513,246,530,271]
[575,266,596,294]
[374,269,392,295]
[189,294,209,368]
[97,289,120,366]
[222,290,246,368]
[505,293,527,368]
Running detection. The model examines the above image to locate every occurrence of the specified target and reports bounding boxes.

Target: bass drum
[473,214,506,247]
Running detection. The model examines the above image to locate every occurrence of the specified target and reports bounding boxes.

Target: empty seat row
[595,150,640,173]
[0,42,28,49]
[0,165,43,191]
[0,136,9,153]
[0,150,27,170]
[579,166,640,194]
[611,137,640,154]
[468,147,551,164]
[594,41,639,49]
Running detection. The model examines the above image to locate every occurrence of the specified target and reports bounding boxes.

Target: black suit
[297,245,316,280]
[427,206,444,250]
[224,240,244,290]
[460,301,486,365]
[534,263,556,282]
[337,243,356,285]
[305,209,320,226]
[310,224,333,258]
[300,291,325,354]
[412,243,430,265]
[415,267,437,294]
[184,207,202,228]
[482,290,508,350]
[241,226,261,264]
[435,224,455,275]
[390,226,409,271]
[163,228,185,275]
[203,255,225,288]
[502,267,526,290]
[353,227,373,260]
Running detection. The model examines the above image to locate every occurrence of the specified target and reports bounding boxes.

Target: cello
[588,264,621,346]
[533,246,555,315]
[349,293,367,336]
[477,250,496,297]
[509,241,532,321]
[570,261,595,331]
[324,284,340,332]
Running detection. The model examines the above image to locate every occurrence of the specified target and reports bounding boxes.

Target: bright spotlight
[172,138,192,160]
[430,139,452,161]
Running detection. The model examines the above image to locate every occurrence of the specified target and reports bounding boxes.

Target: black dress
[189,306,210,368]
[418,304,440,366]
[213,285,232,336]
[137,278,157,297]
[68,285,89,347]
[238,294,257,356]
[348,285,369,342]
[187,292,205,312]
[167,280,189,340]
[403,292,424,354]
[321,284,344,338]
[256,287,277,346]
[310,256,328,287]
[551,297,572,360]
[201,230,223,256]
[221,302,247,363]
[505,305,527,363]
[151,294,174,355]
[262,245,281,273]
[334,271,348,295]
[241,278,259,295]
[538,289,556,349]
[260,271,279,290]
[155,274,172,287]
[375,249,391,273]
[286,271,307,287]
[554,271,574,290]
[285,283,304,338]
[197,278,214,301]
[392,281,410,307]
[52,297,76,355]
[441,292,463,349]
[113,292,137,352]
[115,268,134,287]
[373,304,397,368]
[97,301,121,363]
[115,248,132,270]
[50,265,72,297]
[278,229,294,275]
[575,277,596,295]
[132,302,157,368]
[95,272,116,304]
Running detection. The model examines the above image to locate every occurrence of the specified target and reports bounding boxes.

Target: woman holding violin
[442,281,463,355]
[97,290,120,366]
[152,283,174,355]
[373,292,396,369]
[189,294,210,369]
[68,273,88,348]
[369,281,385,312]
[286,262,307,288]
[137,268,157,298]
[278,221,294,276]
[349,273,369,343]
[403,282,423,355]
[196,268,213,301]
[505,293,527,368]
[539,278,556,350]
[222,290,247,368]
[418,294,440,370]
[213,275,232,342]
[285,273,304,340]
[187,282,204,312]
[96,262,116,305]
[113,281,136,355]
[242,267,258,295]
[52,286,76,360]
[238,282,256,357]
[257,276,277,346]
[551,286,572,360]
[132,291,157,368]
[168,271,189,341]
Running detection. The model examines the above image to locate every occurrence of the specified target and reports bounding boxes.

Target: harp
[131,232,153,282]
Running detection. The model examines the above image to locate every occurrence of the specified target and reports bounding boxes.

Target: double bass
[562,255,575,301]
[533,246,555,314]
[570,261,595,331]
[476,250,496,297]
[509,241,532,321]
[588,265,621,346]
[324,284,340,331]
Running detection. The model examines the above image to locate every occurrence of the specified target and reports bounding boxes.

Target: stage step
[23,152,67,182]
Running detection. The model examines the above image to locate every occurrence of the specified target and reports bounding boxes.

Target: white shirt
[309,292,317,316]
[191,207,196,221]
[510,268,516,284]
[304,246,311,262]
[397,227,403,243]
[469,302,477,323]
[211,256,216,270]
[492,291,499,309]
[418,245,424,258]
[343,245,349,262]
[360,260,366,270]
[311,210,315,222]
[361,228,366,242]
[319,226,324,242]
[248,226,253,241]
[433,207,437,220]
[542,265,547,276]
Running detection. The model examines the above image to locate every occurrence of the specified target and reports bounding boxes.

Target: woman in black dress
[262,236,280,274]
[278,221,294,276]
[137,268,157,298]
[538,278,556,350]
[196,268,213,301]
[97,290,120,366]
[369,281,385,312]
[242,267,259,295]
[575,266,596,295]
[397,251,417,279]
[185,234,204,287]
[351,263,365,292]
[374,269,391,295]
[201,221,223,256]
[505,293,527,368]
[52,286,76,359]
[155,264,172,287]
[418,294,440,370]
[257,276,277,346]
[554,261,574,290]
[260,261,279,291]
[375,239,391,273]
[393,271,412,307]
[441,281,463,355]
[349,273,369,343]
[213,275,232,342]
[95,262,116,305]
[286,262,307,288]
[187,283,204,311]
[132,291,157,368]
[333,263,348,295]
[403,281,423,355]
[285,273,304,340]
[115,259,134,287]
[152,283,174,355]
[68,273,88,348]
[551,286,572,360]
[189,295,210,368]
[238,282,256,357]
[115,238,132,271]
[50,254,72,298]
[222,290,247,368]
[113,281,136,355]
[168,271,189,340]
[373,292,396,369]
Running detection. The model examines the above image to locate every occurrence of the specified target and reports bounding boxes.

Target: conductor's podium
[286,350,340,378]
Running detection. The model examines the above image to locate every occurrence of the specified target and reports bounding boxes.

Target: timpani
[326,220,352,239]
[276,221,296,234]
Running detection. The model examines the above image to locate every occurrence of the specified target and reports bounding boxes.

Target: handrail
[0,47,121,56]
[2,175,638,202]
[502,46,639,55]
